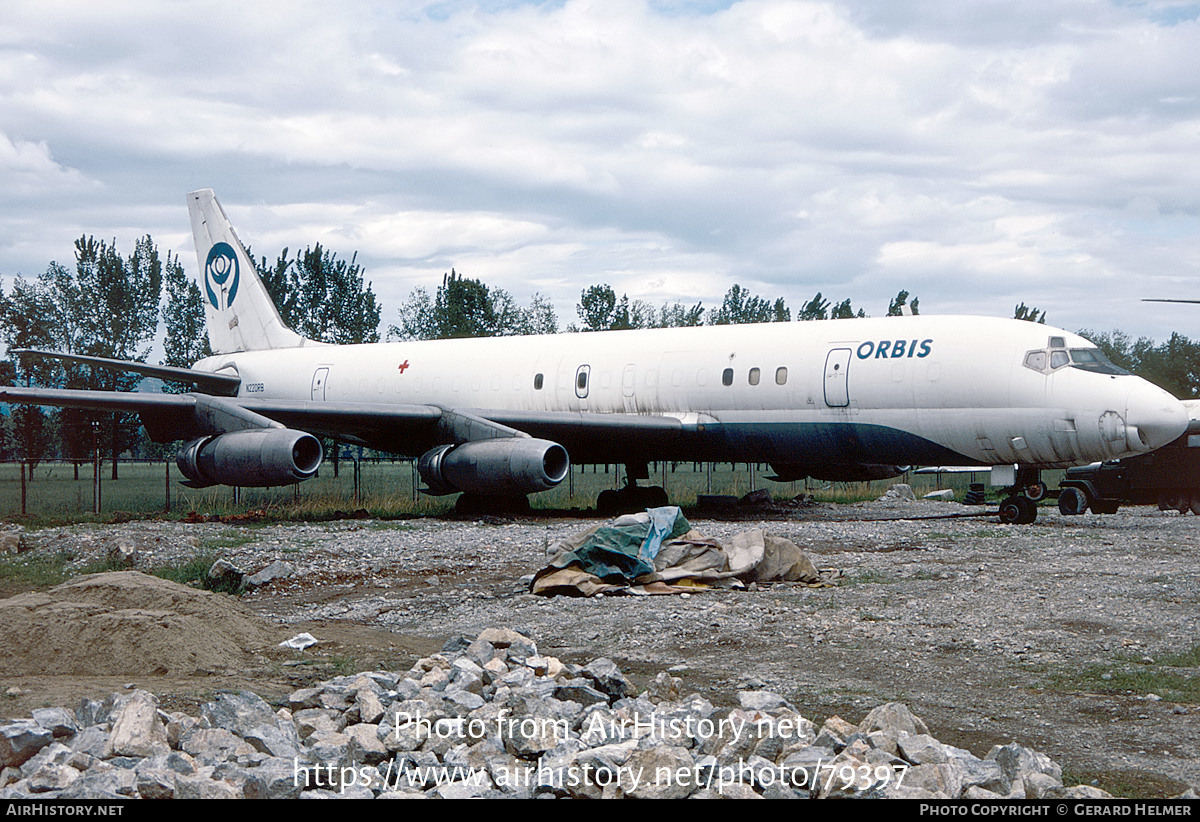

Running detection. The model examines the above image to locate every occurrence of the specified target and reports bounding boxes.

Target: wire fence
[0,457,1000,520]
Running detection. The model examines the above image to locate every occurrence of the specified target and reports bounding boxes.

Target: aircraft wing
[0,386,686,460]
[0,386,443,447]
[197,398,688,457]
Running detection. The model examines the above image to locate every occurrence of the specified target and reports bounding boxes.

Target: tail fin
[187,189,306,354]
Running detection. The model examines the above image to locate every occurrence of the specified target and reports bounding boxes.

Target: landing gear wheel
[1159,492,1189,513]
[596,489,620,517]
[1159,493,1182,512]
[1058,487,1086,516]
[999,495,1037,525]
[1024,481,1048,502]
[1189,493,1200,516]
[597,483,671,517]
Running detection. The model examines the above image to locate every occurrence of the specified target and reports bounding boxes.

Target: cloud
[1,0,1199,339]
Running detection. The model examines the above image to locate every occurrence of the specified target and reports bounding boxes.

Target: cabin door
[823,349,851,408]
[311,367,329,401]
[621,364,637,412]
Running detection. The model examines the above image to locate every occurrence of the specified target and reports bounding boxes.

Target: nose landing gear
[998,467,1044,524]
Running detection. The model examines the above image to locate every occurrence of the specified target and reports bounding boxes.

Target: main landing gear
[998,467,1046,525]
[595,463,669,517]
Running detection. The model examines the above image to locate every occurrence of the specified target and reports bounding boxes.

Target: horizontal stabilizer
[11,350,241,396]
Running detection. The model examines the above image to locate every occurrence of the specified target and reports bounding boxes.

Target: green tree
[708,284,790,325]
[40,236,165,476]
[430,269,502,339]
[254,245,380,344]
[577,284,619,332]
[830,298,865,319]
[574,283,667,331]
[253,247,301,330]
[0,276,60,376]
[1132,333,1200,399]
[798,292,831,321]
[4,271,92,468]
[0,360,14,461]
[392,270,555,340]
[1014,303,1046,323]
[887,290,919,316]
[1078,328,1134,370]
[655,301,705,328]
[1077,328,1200,399]
[523,293,560,335]
[0,284,57,476]
[161,253,212,377]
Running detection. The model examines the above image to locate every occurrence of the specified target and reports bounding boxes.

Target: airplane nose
[1125,383,1188,452]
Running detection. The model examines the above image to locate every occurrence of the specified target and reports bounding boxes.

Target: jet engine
[768,463,907,483]
[176,429,323,488]
[418,438,570,496]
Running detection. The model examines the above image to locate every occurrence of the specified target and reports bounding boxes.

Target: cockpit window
[1024,346,1128,375]
[1069,348,1129,375]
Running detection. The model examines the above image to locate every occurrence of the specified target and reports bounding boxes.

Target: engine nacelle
[418,438,570,496]
[177,429,323,488]
[768,463,908,483]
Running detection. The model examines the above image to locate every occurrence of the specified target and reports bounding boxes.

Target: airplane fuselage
[194,314,1185,472]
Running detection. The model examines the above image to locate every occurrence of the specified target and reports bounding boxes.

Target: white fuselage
[192,315,1188,470]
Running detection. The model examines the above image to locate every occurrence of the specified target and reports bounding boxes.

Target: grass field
[0,459,1010,524]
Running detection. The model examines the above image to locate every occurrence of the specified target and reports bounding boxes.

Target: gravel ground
[4,497,1199,797]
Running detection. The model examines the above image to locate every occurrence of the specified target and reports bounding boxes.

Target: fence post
[353,455,361,506]
[164,460,171,514]
[20,459,27,516]
[92,422,101,514]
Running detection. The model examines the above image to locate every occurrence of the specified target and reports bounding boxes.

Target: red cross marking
[398,360,410,373]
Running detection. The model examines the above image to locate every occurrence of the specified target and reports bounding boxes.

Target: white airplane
[1,189,1189,523]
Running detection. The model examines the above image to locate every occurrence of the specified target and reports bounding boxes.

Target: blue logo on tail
[204,242,240,309]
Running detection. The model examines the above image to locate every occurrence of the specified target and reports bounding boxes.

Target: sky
[2,0,1200,343]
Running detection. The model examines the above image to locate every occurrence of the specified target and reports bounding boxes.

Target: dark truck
[1057,425,1200,515]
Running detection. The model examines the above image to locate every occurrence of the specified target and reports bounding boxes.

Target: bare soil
[2,498,1198,798]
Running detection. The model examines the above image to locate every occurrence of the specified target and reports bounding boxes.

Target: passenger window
[533,373,543,390]
[576,371,588,390]
[776,367,788,385]
[748,367,760,386]
[722,368,734,386]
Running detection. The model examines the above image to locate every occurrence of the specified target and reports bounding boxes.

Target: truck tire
[1058,487,1086,516]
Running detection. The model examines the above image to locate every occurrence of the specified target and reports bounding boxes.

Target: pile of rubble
[1,628,1115,799]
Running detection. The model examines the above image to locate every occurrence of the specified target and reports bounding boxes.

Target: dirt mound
[0,571,283,677]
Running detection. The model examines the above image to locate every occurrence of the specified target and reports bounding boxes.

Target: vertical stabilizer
[187,189,306,354]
